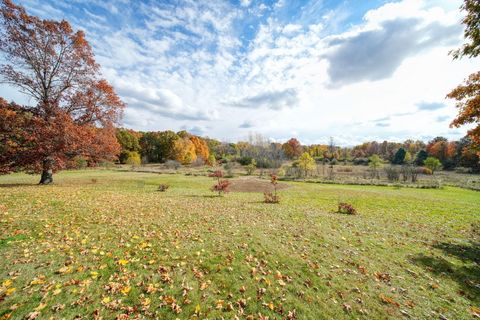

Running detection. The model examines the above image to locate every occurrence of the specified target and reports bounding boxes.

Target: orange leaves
[374,272,391,283]
[190,136,210,163]
[447,71,480,149]
[379,294,400,308]
[0,1,123,176]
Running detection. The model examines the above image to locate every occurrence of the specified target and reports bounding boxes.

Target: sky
[0,0,479,145]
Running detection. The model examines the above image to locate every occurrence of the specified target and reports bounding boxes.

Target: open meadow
[0,170,479,319]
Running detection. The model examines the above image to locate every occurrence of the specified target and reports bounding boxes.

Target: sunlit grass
[0,170,479,319]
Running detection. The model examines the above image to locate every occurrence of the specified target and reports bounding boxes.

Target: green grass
[0,170,479,319]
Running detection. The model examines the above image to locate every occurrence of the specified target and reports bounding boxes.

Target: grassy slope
[0,170,479,319]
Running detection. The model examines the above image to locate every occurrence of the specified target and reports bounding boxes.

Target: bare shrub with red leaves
[209,170,230,196]
[337,202,357,215]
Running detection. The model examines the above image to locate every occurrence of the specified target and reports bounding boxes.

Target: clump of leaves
[337,202,357,215]
[209,170,230,196]
[264,174,280,203]
[157,184,170,192]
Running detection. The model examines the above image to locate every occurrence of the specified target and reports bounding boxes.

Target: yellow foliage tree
[298,152,316,177]
[173,138,197,164]
[190,136,210,163]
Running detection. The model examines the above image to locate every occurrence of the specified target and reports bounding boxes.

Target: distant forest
[115,129,480,173]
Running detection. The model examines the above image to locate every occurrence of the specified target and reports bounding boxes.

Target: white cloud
[1,0,478,144]
[240,0,252,7]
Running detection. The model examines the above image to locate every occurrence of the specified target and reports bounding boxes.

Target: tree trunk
[39,157,54,184]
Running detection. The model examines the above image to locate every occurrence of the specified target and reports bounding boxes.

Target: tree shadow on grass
[0,183,37,188]
[185,194,221,199]
[412,241,480,303]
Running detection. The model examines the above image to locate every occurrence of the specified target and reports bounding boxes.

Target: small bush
[209,170,230,196]
[264,174,280,203]
[337,202,357,215]
[264,192,280,203]
[336,167,353,173]
[211,179,231,196]
[384,166,400,181]
[209,170,224,178]
[237,156,253,166]
[353,158,369,166]
[419,167,433,175]
[157,184,170,192]
[165,160,181,170]
[245,159,257,175]
[223,162,234,177]
[455,167,473,174]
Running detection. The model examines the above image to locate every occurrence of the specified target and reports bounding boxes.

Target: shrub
[330,158,338,165]
[419,167,433,175]
[353,158,369,166]
[455,166,473,174]
[75,156,88,169]
[157,184,170,192]
[337,202,357,215]
[209,170,224,178]
[211,179,231,196]
[237,156,253,166]
[223,162,234,177]
[384,166,400,181]
[245,159,257,175]
[264,174,280,203]
[191,157,206,167]
[337,167,353,173]
[209,170,230,196]
[165,160,181,170]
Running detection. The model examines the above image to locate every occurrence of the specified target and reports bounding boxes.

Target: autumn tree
[172,137,197,165]
[116,129,141,164]
[447,0,480,154]
[0,0,124,183]
[190,136,210,164]
[298,152,315,178]
[282,138,303,159]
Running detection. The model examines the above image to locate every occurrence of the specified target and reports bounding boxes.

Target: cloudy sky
[1,0,479,145]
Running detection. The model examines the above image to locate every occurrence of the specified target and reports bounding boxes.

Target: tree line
[116,129,480,173]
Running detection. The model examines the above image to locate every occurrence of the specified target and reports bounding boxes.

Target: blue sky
[0,0,478,145]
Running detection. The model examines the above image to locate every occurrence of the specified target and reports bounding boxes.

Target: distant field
[0,170,479,319]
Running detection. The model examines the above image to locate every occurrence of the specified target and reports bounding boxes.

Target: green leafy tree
[116,129,141,164]
[298,152,316,177]
[424,157,442,173]
[368,154,382,179]
[451,0,480,59]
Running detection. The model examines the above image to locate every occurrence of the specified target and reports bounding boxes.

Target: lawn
[0,170,479,319]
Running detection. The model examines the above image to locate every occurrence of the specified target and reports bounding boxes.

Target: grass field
[0,170,479,319]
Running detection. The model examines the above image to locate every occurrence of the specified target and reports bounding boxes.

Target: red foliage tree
[282,138,303,159]
[0,0,125,183]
